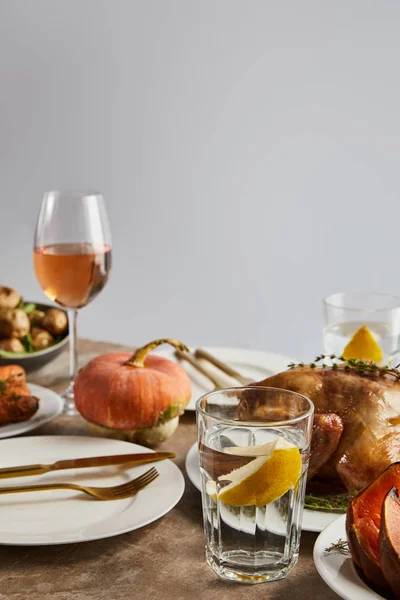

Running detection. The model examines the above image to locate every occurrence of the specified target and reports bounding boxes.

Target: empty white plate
[0,436,184,545]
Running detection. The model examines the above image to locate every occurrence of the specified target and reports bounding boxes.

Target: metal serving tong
[175,348,252,389]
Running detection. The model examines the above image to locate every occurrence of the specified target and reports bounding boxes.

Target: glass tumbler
[196,386,314,584]
[323,292,400,365]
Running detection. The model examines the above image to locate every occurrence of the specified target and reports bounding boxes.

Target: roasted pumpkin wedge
[379,487,400,599]
[346,462,400,590]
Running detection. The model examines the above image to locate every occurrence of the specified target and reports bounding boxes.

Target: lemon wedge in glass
[206,438,302,508]
[224,438,291,457]
[342,325,383,362]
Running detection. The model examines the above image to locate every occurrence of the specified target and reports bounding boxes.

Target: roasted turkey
[248,365,400,492]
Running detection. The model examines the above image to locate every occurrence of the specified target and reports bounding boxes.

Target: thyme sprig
[288,355,400,381]
[304,491,355,513]
[324,538,350,555]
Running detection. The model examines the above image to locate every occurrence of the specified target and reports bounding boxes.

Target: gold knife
[0,452,175,480]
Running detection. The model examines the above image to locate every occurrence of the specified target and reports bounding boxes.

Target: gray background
[1,0,400,360]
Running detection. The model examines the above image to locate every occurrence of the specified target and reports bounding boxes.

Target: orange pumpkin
[74,339,192,444]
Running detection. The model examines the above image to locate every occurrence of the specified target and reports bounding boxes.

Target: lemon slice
[342,325,383,362]
[224,438,294,457]
[215,439,301,507]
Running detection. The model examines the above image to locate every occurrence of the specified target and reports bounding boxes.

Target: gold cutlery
[0,467,159,501]
[194,349,252,385]
[175,349,223,390]
[0,452,174,480]
[175,348,252,388]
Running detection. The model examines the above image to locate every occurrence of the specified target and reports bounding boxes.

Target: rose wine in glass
[34,191,112,415]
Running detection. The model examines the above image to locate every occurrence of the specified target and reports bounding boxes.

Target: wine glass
[33,191,112,415]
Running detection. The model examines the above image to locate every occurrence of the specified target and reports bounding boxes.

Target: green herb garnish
[324,538,350,555]
[22,303,36,314]
[288,355,400,381]
[304,491,355,513]
[21,334,35,353]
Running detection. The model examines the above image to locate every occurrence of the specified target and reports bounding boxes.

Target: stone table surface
[0,339,340,600]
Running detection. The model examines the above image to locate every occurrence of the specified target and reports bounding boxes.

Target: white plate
[314,515,385,599]
[185,442,342,533]
[0,436,184,545]
[0,383,63,439]
[156,347,296,410]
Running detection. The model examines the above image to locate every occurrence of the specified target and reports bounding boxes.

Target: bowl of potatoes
[0,286,69,372]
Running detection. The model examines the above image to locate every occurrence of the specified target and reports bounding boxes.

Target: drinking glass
[323,292,400,365]
[196,387,314,584]
[33,191,112,415]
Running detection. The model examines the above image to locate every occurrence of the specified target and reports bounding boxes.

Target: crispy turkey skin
[250,367,400,491]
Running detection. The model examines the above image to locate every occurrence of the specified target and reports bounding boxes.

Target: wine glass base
[62,403,79,417]
[61,383,79,416]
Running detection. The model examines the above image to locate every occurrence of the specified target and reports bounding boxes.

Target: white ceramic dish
[156,346,296,410]
[0,383,63,439]
[0,436,184,545]
[185,442,342,533]
[314,514,385,599]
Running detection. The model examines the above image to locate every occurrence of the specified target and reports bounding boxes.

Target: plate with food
[0,435,184,545]
[314,515,385,600]
[0,286,69,372]
[314,462,400,599]
[187,354,400,534]
[0,364,63,438]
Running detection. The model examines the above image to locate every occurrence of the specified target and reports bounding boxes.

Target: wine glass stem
[64,308,78,415]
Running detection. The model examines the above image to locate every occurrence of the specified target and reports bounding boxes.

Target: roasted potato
[0,309,30,338]
[28,309,45,327]
[0,286,20,309]
[42,308,68,336]
[0,338,24,352]
[31,327,54,349]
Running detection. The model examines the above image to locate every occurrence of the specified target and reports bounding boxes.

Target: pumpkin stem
[125,338,190,368]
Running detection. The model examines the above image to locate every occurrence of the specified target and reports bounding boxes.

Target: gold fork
[0,467,159,501]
